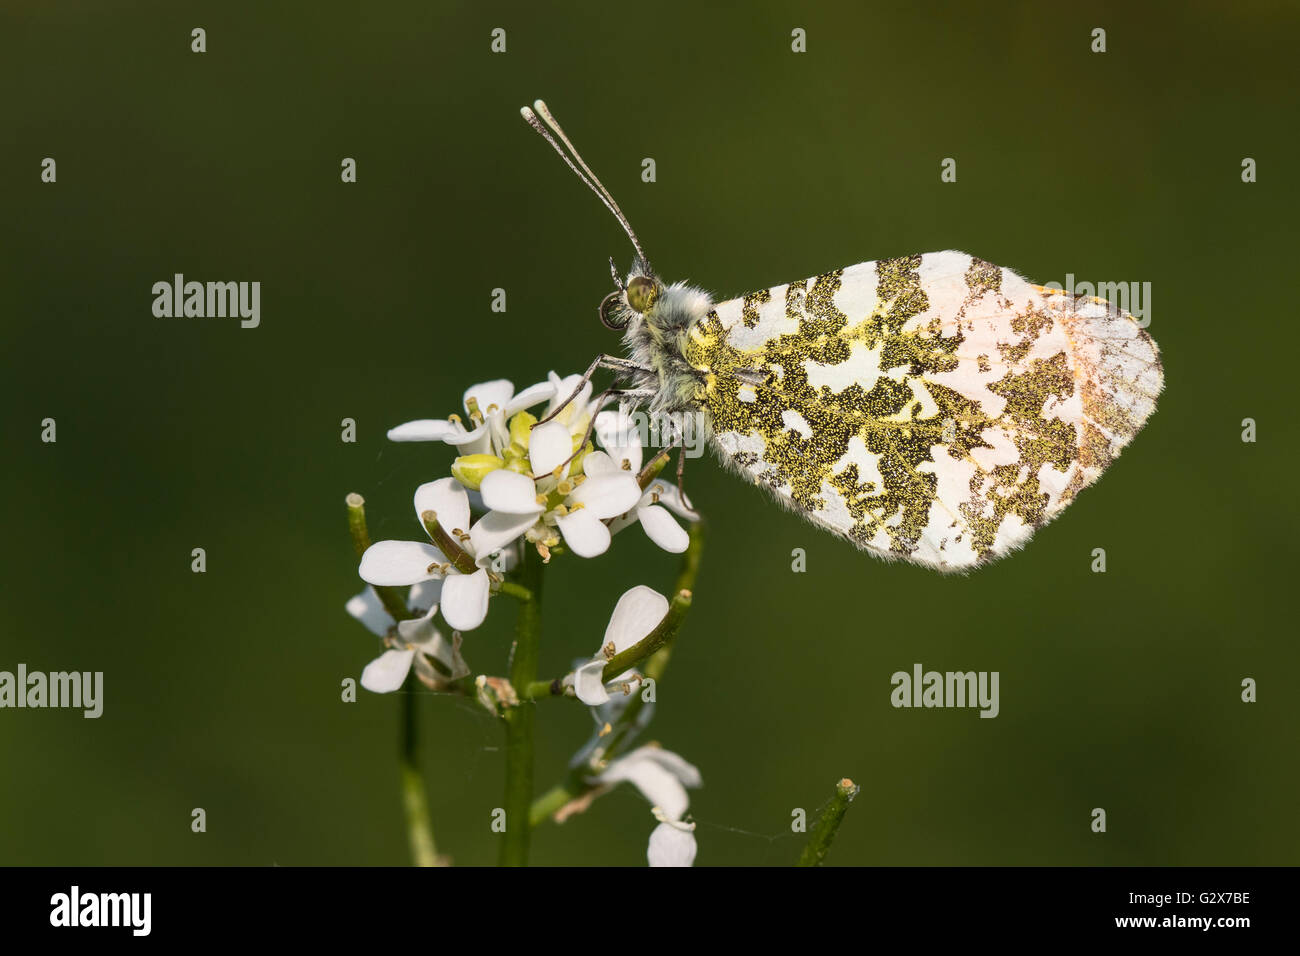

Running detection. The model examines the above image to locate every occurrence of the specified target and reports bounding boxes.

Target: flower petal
[647,822,697,867]
[407,578,444,612]
[396,609,432,640]
[572,658,610,706]
[545,371,594,418]
[454,433,492,457]
[637,504,689,553]
[594,749,690,819]
[413,477,471,537]
[440,568,490,631]
[469,510,539,558]
[463,379,514,417]
[529,420,573,476]
[555,509,611,558]
[505,380,558,416]
[568,473,643,521]
[639,746,703,790]
[595,409,645,472]
[579,450,618,477]
[345,587,392,636]
[480,469,545,515]
[645,480,695,519]
[360,648,415,693]
[387,419,486,444]
[604,586,669,655]
[359,540,444,587]
[486,410,510,455]
[404,625,470,682]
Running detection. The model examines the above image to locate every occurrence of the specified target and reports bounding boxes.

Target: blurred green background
[2,0,1296,866]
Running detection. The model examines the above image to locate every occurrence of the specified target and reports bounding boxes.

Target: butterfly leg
[636,431,701,519]
[537,354,653,426]
[674,442,701,518]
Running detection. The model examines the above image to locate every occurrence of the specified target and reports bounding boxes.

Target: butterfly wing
[682,251,1163,571]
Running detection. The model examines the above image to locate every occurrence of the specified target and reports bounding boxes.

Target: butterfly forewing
[683,251,1163,571]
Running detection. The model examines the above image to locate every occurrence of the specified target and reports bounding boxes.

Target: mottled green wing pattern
[682,251,1163,571]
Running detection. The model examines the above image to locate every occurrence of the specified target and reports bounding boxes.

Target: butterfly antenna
[521,99,648,267]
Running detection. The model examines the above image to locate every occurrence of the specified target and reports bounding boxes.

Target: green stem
[347,492,436,864]
[497,580,534,603]
[796,778,860,867]
[500,546,543,865]
[401,682,439,866]
[529,779,582,827]
[601,590,691,681]
[346,492,415,622]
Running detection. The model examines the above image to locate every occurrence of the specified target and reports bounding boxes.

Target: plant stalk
[500,546,543,865]
[796,778,860,867]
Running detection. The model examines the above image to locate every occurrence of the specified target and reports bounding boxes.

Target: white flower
[471,378,645,560]
[592,745,700,819]
[477,449,643,559]
[386,378,556,454]
[591,745,702,867]
[593,410,692,553]
[566,593,660,770]
[382,373,693,571]
[345,583,469,693]
[562,589,698,865]
[568,586,668,706]
[647,817,698,867]
[357,477,496,631]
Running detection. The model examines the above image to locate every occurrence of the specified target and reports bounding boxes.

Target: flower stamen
[465,397,485,426]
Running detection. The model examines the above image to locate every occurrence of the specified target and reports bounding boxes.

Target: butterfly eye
[626,276,658,314]
[598,291,627,330]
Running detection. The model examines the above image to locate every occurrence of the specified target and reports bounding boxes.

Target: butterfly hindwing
[682,251,1163,571]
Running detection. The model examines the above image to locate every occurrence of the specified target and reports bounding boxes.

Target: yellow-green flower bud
[508,410,537,449]
[569,440,594,476]
[450,454,504,490]
[641,452,669,481]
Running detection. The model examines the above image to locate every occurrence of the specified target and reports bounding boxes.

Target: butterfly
[520,101,1164,572]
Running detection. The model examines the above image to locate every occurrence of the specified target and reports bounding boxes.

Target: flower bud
[450,453,504,490]
[508,410,537,449]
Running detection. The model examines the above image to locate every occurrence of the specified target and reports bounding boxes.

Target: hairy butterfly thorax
[519,99,1163,572]
[610,276,715,417]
